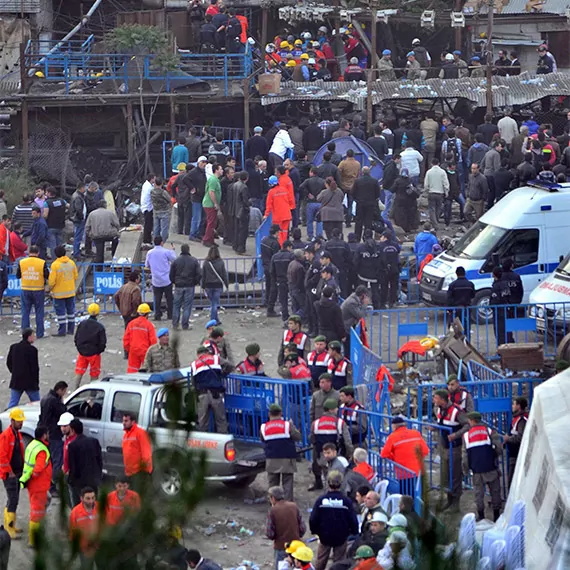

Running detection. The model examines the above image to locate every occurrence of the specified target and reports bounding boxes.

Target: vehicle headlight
[442,273,455,290]
[555,307,570,320]
[536,306,545,319]
[529,306,536,318]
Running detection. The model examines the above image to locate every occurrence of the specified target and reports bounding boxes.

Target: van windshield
[449,221,508,260]
[556,253,570,276]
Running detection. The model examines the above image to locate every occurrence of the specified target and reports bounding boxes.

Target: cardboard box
[258,74,281,95]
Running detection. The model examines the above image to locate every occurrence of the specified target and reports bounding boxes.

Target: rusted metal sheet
[0,0,39,13]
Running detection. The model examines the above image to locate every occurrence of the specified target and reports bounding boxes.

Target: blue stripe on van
[465,262,560,280]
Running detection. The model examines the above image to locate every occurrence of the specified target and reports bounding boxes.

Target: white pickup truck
[0,371,266,498]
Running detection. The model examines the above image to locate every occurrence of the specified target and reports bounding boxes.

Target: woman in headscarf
[391,168,419,233]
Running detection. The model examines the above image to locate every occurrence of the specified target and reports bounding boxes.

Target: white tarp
[501,370,570,569]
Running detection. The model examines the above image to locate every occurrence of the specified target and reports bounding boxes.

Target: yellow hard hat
[286,60,297,67]
[300,53,309,60]
[177,162,187,171]
[88,303,100,316]
[169,525,182,540]
[294,39,302,46]
[34,71,45,78]
[280,40,290,48]
[137,303,151,314]
[292,546,314,563]
[95,72,104,77]
[286,540,305,554]
[9,408,25,422]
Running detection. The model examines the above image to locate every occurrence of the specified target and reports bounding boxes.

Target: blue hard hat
[268,175,279,186]
[205,319,217,329]
[471,55,480,61]
[453,50,461,55]
[407,51,415,57]
[382,49,391,56]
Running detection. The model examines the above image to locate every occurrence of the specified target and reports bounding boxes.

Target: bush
[0,167,36,213]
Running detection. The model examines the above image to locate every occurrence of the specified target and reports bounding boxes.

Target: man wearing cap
[463,411,503,521]
[339,387,367,447]
[380,416,428,496]
[261,224,282,316]
[344,58,365,82]
[59,412,76,480]
[279,353,312,382]
[470,56,484,78]
[306,336,331,390]
[310,470,358,570]
[363,512,389,555]
[446,374,474,413]
[433,389,469,511]
[353,545,381,570]
[265,178,294,247]
[310,373,339,425]
[411,38,431,71]
[142,328,180,373]
[278,315,309,365]
[123,303,158,374]
[377,50,395,81]
[0,407,25,538]
[311,399,353,491]
[266,486,306,569]
[439,53,459,79]
[261,405,302,501]
[245,126,269,161]
[405,52,421,80]
[236,343,266,376]
[452,50,469,77]
[327,341,352,391]
[191,346,228,433]
[291,546,314,570]
[74,302,106,388]
[203,326,235,374]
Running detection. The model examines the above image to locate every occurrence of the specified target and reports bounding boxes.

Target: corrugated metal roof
[0,0,39,13]
[261,73,570,108]
[470,0,570,15]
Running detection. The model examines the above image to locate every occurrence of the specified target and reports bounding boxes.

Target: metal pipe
[30,0,104,73]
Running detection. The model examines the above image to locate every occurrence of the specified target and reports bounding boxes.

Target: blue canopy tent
[312,135,385,180]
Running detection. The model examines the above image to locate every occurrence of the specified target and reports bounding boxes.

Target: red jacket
[28,449,52,493]
[381,426,429,477]
[123,317,157,359]
[70,502,99,554]
[0,427,24,479]
[265,184,293,224]
[279,172,296,209]
[0,225,14,261]
[122,423,153,476]
[10,231,27,261]
[105,490,141,526]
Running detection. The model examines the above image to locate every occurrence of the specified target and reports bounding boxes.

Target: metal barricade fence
[176,124,245,142]
[255,214,272,281]
[0,258,263,316]
[223,374,311,453]
[367,302,570,366]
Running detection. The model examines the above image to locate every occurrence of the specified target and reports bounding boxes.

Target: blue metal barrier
[176,124,245,142]
[255,214,272,280]
[368,303,570,365]
[223,374,311,452]
[0,258,262,316]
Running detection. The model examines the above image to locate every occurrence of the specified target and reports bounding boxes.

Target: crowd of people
[262,26,559,83]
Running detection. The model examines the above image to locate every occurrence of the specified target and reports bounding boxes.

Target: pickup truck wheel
[222,474,257,489]
[153,451,184,499]
[472,289,493,324]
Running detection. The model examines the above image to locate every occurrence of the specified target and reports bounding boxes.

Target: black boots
[308,479,323,492]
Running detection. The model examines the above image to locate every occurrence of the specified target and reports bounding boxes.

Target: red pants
[75,354,101,378]
[276,220,290,246]
[127,351,145,374]
[29,490,48,522]
[203,207,217,245]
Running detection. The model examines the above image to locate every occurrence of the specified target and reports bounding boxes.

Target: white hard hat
[412,38,421,45]
[318,26,328,33]
[308,58,316,64]
[388,514,408,528]
[370,512,389,523]
[445,53,454,61]
[57,412,74,426]
[302,31,312,40]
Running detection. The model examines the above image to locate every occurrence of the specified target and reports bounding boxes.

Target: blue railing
[24,40,252,96]
[176,124,245,142]
[254,214,272,281]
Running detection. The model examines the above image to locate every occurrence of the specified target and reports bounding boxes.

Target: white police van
[419,181,570,322]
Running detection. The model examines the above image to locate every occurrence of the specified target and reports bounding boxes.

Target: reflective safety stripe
[463,426,492,449]
[20,440,51,484]
[392,436,423,447]
[314,416,344,435]
[261,420,291,441]
[307,351,330,367]
[283,330,308,350]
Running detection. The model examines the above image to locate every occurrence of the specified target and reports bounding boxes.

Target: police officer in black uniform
[261,224,281,317]
[353,229,381,309]
[304,244,322,337]
[323,228,353,299]
[501,258,524,343]
[447,266,475,339]
[378,230,401,309]
[490,266,512,347]
[269,240,295,324]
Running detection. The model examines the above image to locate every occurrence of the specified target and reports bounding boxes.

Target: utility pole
[366,3,378,134]
[485,0,494,115]
[454,0,462,50]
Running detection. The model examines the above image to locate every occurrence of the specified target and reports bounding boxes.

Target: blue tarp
[312,135,385,180]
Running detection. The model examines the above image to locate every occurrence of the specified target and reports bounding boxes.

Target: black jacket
[366,136,388,161]
[7,339,39,391]
[68,191,86,223]
[39,389,67,440]
[169,252,202,288]
[447,276,475,307]
[352,174,380,206]
[309,490,358,547]
[186,167,207,203]
[354,239,380,280]
[305,260,322,292]
[490,278,512,305]
[378,239,401,272]
[316,298,346,342]
[270,250,295,283]
[316,162,340,186]
[287,259,306,290]
[324,237,352,271]
[261,235,280,269]
[234,181,251,219]
[502,270,523,304]
[74,317,107,357]
[226,181,238,217]
[303,124,324,151]
[300,176,326,202]
[381,160,399,190]
[245,135,269,161]
[67,434,103,489]
[201,258,229,289]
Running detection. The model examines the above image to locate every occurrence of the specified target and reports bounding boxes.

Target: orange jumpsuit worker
[105,475,141,526]
[122,303,157,373]
[264,176,294,245]
[380,415,428,497]
[69,487,99,557]
[122,412,153,494]
[19,426,52,547]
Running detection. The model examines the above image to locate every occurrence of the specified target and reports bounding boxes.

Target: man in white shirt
[399,142,424,186]
[141,173,155,247]
[269,124,294,170]
[424,158,449,230]
[497,110,518,147]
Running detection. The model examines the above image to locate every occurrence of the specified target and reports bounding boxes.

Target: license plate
[423,293,432,301]
[237,460,258,467]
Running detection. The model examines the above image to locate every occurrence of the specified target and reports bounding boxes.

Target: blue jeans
[8,389,40,409]
[53,296,76,335]
[73,221,85,257]
[382,190,393,220]
[206,287,222,323]
[49,437,64,492]
[153,211,170,243]
[173,286,195,328]
[21,290,45,337]
[306,202,323,239]
[274,549,286,570]
[190,203,202,238]
[47,228,63,257]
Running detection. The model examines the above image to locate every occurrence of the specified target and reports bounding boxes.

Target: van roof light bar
[527,180,561,192]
